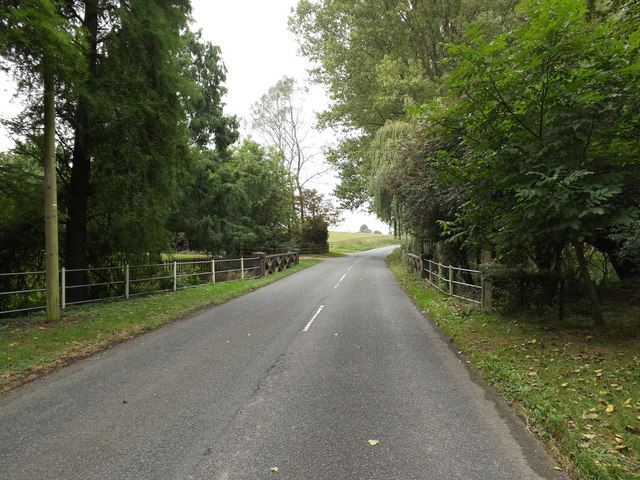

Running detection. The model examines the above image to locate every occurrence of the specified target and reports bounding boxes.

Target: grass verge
[387,249,640,480]
[0,258,322,394]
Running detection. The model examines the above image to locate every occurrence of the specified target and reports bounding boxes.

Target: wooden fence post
[449,265,454,295]
[173,261,177,292]
[253,252,266,278]
[293,248,300,265]
[420,255,427,279]
[125,265,130,299]
[241,257,245,281]
[481,277,493,311]
[61,267,66,309]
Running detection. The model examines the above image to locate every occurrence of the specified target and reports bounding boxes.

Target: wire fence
[0,253,298,317]
[407,253,484,305]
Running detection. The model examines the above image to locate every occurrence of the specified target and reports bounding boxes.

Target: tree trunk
[574,242,604,327]
[43,60,60,321]
[64,0,98,302]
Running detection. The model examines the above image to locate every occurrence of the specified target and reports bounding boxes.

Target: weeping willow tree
[368,121,415,235]
[368,120,467,261]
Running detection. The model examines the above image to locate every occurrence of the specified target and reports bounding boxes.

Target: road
[0,247,567,479]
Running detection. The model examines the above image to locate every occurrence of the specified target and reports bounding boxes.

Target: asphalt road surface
[0,247,568,479]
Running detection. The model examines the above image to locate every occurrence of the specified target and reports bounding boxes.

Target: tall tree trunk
[65,0,98,302]
[43,59,60,321]
[574,242,604,327]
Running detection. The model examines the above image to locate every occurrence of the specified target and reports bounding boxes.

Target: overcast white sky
[190,0,389,233]
[0,0,390,233]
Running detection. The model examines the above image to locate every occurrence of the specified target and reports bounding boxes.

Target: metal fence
[0,270,47,315]
[407,253,484,306]
[0,252,298,317]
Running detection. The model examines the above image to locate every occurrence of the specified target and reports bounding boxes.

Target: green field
[328,231,399,253]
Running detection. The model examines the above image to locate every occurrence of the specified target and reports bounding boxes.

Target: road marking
[334,274,346,289]
[303,305,325,332]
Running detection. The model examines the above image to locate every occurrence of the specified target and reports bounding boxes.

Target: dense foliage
[291,0,640,322]
[0,1,302,308]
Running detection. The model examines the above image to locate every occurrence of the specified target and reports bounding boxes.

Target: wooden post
[253,253,266,278]
[420,255,427,279]
[43,61,60,321]
[61,268,66,309]
[241,257,245,281]
[125,265,130,299]
[481,278,493,311]
[173,261,177,292]
[293,248,300,265]
[449,266,454,295]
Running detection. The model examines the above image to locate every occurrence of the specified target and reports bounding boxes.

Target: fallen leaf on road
[368,440,380,446]
[270,466,279,473]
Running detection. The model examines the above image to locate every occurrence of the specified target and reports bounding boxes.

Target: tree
[64,0,193,296]
[297,188,342,227]
[2,1,243,305]
[359,224,371,234]
[0,0,85,320]
[300,216,329,247]
[367,121,465,261]
[168,140,296,255]
[290,0,519,209]
[0,152,46,312]
[250,76,330,224]
[423,0,640,324]
[179,29,238,152]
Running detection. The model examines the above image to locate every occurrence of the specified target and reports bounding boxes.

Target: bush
[483,264,562,315]
[300,216,329,246]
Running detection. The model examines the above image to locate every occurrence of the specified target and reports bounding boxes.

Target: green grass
[0,259,322,393]
[387,249,640,480]
[328,231,399,253]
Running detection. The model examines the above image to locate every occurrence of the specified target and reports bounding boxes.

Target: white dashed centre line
[303,305,325,332]
[334,274,346,289]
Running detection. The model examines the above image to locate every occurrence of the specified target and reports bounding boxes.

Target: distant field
[329,231,394,242]
[328,231,399,253]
